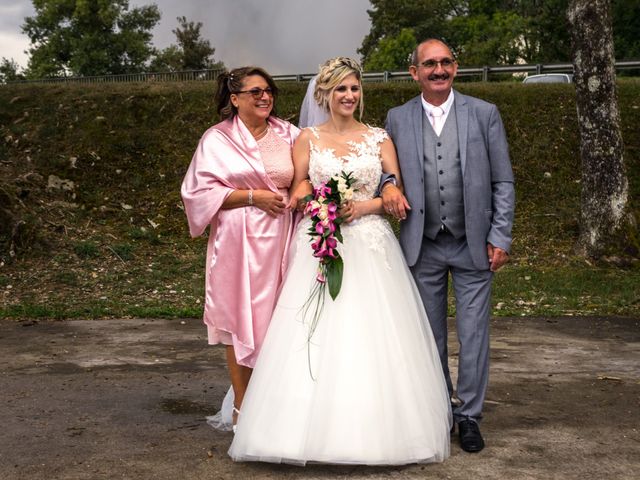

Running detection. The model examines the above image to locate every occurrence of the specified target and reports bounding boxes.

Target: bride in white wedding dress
[228,57,451,465]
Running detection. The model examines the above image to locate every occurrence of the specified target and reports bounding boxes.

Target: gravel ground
[1,316,638,480]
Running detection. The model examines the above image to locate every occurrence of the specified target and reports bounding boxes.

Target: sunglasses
[234,87,274,99]
[417,58,456,69]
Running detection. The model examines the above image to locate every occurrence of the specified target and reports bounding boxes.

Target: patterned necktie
[430,106,445,135]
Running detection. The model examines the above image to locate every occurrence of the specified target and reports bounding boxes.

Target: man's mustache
[428,73,450,81]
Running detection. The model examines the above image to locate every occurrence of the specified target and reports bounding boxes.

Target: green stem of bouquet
[300,265,328,381]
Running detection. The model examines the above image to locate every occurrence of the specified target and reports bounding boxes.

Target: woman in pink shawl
[181,66,302,429]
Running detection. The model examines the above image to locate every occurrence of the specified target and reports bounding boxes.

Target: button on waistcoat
[422,107,465,239]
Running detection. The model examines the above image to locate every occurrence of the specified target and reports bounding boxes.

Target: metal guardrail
[7,60,640,85]
[354,60,640,82]
[9,68,225,84]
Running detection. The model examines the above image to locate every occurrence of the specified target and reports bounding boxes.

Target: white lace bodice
[308,126,388,201]
[302,126,394,266]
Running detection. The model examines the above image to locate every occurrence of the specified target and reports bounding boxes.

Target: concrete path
[1,317,638,480]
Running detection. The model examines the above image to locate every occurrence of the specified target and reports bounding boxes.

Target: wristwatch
[382,175,397,189]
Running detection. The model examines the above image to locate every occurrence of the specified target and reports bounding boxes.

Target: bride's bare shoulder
[296,127,318,141]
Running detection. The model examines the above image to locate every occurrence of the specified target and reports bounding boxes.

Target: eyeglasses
[234,87,274,99]
[417,58,456,70]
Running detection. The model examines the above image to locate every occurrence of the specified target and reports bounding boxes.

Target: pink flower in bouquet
[316,247,337,259]
[301,171,358,379]
[316,184,332,198]
[303,171,357,302]
[327,203,338,219]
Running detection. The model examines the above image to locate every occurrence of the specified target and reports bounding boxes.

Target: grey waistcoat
[422,108,466,239]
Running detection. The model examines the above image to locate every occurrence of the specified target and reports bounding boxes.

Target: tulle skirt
[228,215,452,465]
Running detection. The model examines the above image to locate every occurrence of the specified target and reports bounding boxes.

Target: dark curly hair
[214,66,279,120]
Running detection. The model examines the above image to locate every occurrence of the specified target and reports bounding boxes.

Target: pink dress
[181,116,299,367]
[258,127,294,263]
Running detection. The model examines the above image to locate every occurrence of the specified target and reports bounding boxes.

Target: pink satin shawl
[181,115,300,367]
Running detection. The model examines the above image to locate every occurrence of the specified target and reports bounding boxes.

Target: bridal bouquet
[304,172,356,378]
[304,171,357,301]
[302,171,357,378]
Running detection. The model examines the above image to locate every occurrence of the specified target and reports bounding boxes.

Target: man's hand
[487,243,509,272]
[381,183,411,220]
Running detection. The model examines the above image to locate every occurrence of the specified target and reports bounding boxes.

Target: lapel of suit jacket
[454,90,469,176]
[411,96,424,171]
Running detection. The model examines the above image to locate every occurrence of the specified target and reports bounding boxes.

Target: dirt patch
[0,316,638,479]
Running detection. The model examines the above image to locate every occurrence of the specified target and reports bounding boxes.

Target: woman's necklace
[253,124,269,140]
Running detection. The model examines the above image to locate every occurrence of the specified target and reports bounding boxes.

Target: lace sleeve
[307,126,320,139]
[369,126,389,144]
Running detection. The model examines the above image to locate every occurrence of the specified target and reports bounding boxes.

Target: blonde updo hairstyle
[314,57,363,121]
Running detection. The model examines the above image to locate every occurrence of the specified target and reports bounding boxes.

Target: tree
[612,0,640,59]
[173,16,219,70]
[513,0,639,62]
[359,0,451,67]
[0,58,24,83]
[363,28,417,71]
[148,45,183,72]
[150,16,223,72]
[22,0,160,78]
[360,1,540,66]
[515,0,572,63]
[567,0,634,257]
[447,10,530,65]
[359,0,638,68]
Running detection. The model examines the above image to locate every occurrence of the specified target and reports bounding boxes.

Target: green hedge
[0,79,638,319]
[1,79,638,259]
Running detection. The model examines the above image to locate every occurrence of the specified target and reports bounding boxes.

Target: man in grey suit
[381,38,515,453]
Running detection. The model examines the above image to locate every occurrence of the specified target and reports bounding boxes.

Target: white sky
[0,0,373,74]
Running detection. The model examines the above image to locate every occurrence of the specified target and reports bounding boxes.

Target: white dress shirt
[421,90,455,136]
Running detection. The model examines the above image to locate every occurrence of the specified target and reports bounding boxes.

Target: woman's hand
[288,180,313,213]
[339,200,361,223]
[253,190,286,217]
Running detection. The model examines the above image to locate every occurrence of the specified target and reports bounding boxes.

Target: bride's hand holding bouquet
[303,171,357,301]
[338,200,362,223]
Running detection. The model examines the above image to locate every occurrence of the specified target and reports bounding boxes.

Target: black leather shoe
[458,420,485,452]
[450,404,456,433]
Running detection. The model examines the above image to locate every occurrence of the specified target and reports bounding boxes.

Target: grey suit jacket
[385,90,515,269]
